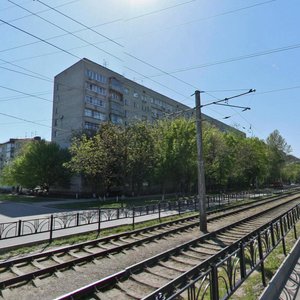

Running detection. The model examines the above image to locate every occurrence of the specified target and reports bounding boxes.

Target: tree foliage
[1,140,70,190]
[153,118,197,193]
[126,122,156,194]
[2,120,296,195]
[66,119,297,194]
[266,130,292,182]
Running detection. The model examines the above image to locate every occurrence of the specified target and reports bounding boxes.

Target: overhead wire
[0,18,81,60]
[0,0,84,30]
[125,0,197,21]
[0,85,52,103]
[0,0,288,137]
[203,90,258,135]
[35,0,124,48]
[8,0,123,62]
[150,43,300,76]
[0,91,51,102]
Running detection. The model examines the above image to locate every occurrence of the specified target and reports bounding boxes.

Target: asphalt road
[0,201,69,222]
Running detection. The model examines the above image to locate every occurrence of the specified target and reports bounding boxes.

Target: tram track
[56,197,300,300]
[0,192,299,299]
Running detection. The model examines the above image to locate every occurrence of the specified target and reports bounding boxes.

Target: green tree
[203,125,234,191]
[154,118,197,193]
[126,122,156,195]
[66,123,126,194]
[232,137,269,188]
[266,130,291,182]
[0,140,70,190]
[282,162,300,184]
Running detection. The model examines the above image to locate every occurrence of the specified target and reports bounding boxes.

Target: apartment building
[0,137,40,171]
[52,58,243,148]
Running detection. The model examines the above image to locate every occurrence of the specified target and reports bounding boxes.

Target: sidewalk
[0,209,180,251]
[259,238,300,300]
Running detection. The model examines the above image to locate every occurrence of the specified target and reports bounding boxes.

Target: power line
[125,0,197,21]
[0,0,84,33]
[157,43,300,76]
[0,0,80,14]
[0,85,52,103]
[124,52,199,90]
[32,0,204,92]
[35,0,124,48]
[0,112,53,129]
[0,65,52,82]
[255,85,300,95]
[0,111,73,134]
[128,0,276,47]
[0,20,122,55]
[0,90,51,102]
[124,66,190,100]
[173,0,276,26]
[0,57,50,80]
[0,18,81,60]
[8,0,123,62]
[203,90,259,135]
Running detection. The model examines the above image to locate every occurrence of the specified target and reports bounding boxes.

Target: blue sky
[0,0,299,156]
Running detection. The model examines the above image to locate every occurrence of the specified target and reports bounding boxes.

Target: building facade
[52,58,243,148]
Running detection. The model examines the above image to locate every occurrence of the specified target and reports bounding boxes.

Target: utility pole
[195,90,207,233]
[194,88,255,233]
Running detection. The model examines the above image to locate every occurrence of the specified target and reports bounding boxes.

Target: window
[86,69,107,84]
[125,98,129,106]
[94,111,106,121]
[110,77,123,91]
[85,95,105,108]
[85,108,106,121]
[111,114,123,125]
[111,102,123,114]
[84,122,99,131]
[124,88,129,94]
[84,108,93,117]
[110,91,122,101]
[86,83,106,96]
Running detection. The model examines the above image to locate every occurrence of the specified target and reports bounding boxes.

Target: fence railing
[144,203,300,300]
[0,189,282,242]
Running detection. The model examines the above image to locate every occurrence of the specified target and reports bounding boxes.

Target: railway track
[56,198,300,300]
[0,192,299,299]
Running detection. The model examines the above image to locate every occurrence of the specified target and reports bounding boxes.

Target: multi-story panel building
[0,137,40,171]
[52,58,243,148]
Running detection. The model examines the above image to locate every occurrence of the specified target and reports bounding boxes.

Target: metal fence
[145,203,300,300]
[0,190,275,242]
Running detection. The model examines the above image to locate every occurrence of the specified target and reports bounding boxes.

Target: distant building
[0,136,41,171]
[52,58,243,148]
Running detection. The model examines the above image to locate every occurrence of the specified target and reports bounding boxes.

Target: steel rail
[0,192,298,291]
[0,191,295,267]
[54,196,300,300]
[145,204,300,300]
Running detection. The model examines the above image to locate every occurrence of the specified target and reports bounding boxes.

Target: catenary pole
[195,90,207,233]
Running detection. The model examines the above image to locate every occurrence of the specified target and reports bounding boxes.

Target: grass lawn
[0,211,197,260]
[231,222,300,300]
[0,194,52,203]
[0,192,180,208]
